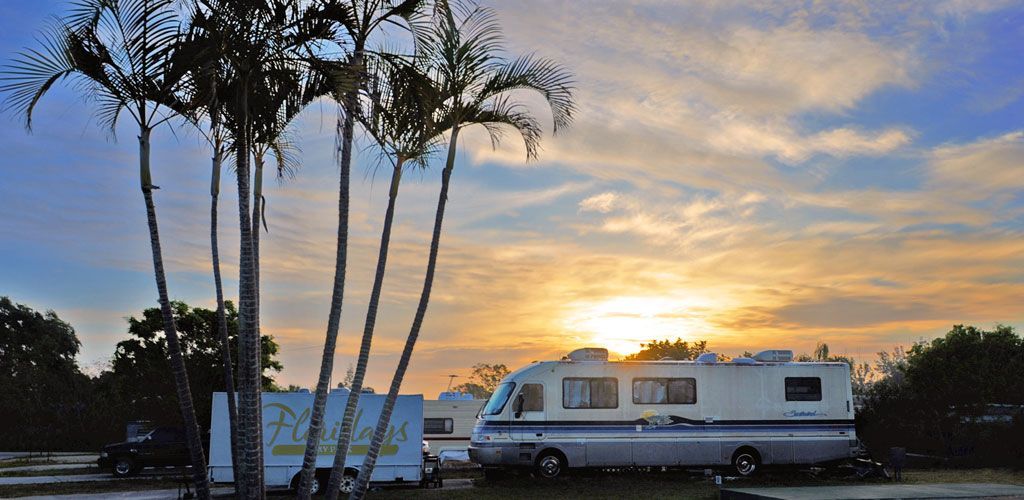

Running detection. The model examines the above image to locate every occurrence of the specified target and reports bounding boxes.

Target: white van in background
[469,348,858,478]
[424,394,484,462]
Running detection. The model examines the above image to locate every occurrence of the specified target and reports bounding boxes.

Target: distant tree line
[0,296,281,451]
[857,325,1024,465]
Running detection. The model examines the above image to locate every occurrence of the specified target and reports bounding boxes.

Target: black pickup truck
[97,427,191,477]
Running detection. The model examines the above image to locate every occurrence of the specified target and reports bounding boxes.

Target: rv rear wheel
[536,451,565,479]
[732,448,760,476]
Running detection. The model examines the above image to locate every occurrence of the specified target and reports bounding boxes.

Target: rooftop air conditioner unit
[567,347,609,362]
[752,349,793,362]
[695,352,718,364]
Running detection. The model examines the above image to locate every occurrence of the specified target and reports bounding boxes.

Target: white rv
[208,391,429,494]
[423,396,485,461]
[469,348,857,478]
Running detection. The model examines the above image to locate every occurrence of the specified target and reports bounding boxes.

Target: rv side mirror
[513,393,525,418]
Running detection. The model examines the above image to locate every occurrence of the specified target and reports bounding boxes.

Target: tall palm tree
[187,2,344,495]
[0,1,213,497]
[294,2,427,498]
[349,4,575,497]
[319,55,437,499]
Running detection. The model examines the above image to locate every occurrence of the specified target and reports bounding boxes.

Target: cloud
[578,192,619,213]
[928,131,1024,194]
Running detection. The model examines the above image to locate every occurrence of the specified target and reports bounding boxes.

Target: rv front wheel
[732,448,760,476]
[536,451,565,479]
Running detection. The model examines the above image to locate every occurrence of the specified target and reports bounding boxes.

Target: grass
[369,467,1024,500]
[0,478,184,498]
[0,467,1019,498]
[0,467,101,477]
[0,459,57,469]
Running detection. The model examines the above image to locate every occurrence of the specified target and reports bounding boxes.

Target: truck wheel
[536,451,565,479]
[732,448,760,476]
[291,472,323,496]
[338,471,357,494]
[112,457,136,477]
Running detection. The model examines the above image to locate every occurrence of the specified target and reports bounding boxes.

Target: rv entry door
[510,382,546,443]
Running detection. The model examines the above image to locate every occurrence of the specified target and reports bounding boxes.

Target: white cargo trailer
[469,348,858,478]
[208,391,428,494]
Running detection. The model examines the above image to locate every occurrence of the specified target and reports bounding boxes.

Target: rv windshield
[482,382,516,415]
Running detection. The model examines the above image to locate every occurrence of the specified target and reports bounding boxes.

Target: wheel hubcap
[310,478,321,495]
[540,456,561,478]
[736,454,756,475]
[340,475,355,493]
[115,461,130,475]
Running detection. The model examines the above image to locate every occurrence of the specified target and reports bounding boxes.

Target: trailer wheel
[536,450,566,479]
[338,470,357,494]
[112,457,136,477]
[732,447,760,477]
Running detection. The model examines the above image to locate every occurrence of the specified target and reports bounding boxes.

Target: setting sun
[562,294,722,357]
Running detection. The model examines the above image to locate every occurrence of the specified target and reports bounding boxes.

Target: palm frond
[0,20,80,131]
[475,53,576,133]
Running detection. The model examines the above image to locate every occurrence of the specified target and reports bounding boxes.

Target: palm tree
[294,2,428,498]
[187,2,344,495]
[0,1,213,497]
[349,4,575,497]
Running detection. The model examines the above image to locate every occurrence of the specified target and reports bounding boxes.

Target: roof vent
[695,352,718,364]
[753,349,793,362]
[732,357,756,365]
[567,347,609,362]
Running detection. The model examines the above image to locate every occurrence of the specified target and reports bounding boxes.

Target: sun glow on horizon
[562,294,723,357]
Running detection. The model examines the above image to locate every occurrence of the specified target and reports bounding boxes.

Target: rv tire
[536,450,566,479]
[732,447,761,476]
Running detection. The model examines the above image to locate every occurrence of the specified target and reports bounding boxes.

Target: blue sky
[1,0,1022,394]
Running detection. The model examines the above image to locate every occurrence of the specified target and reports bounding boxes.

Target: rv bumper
[468,442,518,466]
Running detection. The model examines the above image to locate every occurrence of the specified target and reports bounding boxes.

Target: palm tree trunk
[234,81,264,499]
[350,127,459,499]
[297,50,362,499]
[251,152,265,479]
[325,157,405,500]
[210,144,242,494]
[139,127,212,500]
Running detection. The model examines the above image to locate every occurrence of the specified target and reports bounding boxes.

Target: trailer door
[510,382,546,443]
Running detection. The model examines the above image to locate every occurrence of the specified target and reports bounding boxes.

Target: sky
[1,0,1022,397]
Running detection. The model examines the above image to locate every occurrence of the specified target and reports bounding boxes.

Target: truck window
[563,377,618,409]
[424,418,454,434]
[519,383,544,411]
[632,378,696,404]
[483,382,516,415]
[785,377,822,401]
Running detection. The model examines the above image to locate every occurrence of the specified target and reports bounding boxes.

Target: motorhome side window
[632,378,696,404]
[519,383,544,411]
[785,377,822,401]
[424,418,454,434]
[563,377,618,409]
